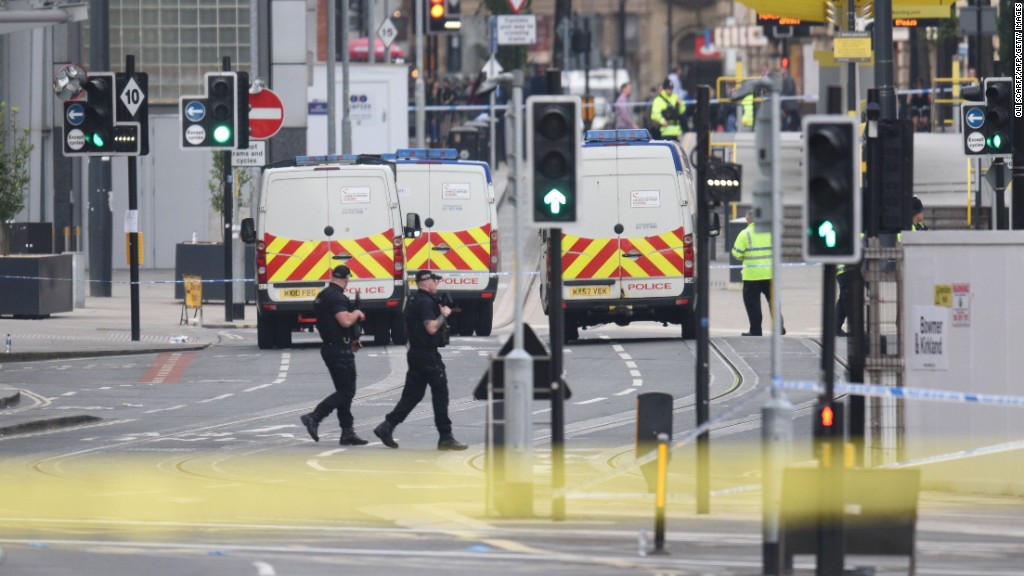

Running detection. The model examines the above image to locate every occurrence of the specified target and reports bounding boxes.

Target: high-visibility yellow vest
[731,223,773,281]
[741,94,754,127]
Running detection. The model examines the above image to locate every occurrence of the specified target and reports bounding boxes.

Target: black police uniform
[305,282,362,439]
[386,290,452,432]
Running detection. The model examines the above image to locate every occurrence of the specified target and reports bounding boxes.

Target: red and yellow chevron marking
[562,227,686,280]
[405,224,491,272]
[264,230,395,282]
[562,234,621,280]
[619,227,685,278]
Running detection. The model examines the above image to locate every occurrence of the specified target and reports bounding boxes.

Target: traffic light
[180,71,248,150]
[63,72,115,156]
[802,115,861,264]
[207,72,238,147]
[812,400,844,458]
[705,158,742,204]
[983,77,1012,155]
[427,0,460,34]
[527,96,582,225]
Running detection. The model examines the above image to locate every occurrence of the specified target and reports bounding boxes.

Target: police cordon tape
[774,379,1024,408]
[554,377,1024,499]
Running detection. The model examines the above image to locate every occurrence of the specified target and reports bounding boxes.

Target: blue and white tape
[775,380,1024,408]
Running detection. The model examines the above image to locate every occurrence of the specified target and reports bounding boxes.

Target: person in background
[650,78,686,141]
[732,211,785,336]
[911,196,928,230]
[614,82,637,129]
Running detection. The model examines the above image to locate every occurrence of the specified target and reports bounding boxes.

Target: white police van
[386,148,500,336]
[240,155,420,349]
[540,129,716,340]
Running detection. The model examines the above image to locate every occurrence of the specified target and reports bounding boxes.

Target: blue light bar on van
[395,148,459,160]
[294,154,358,165]
[584,129,652,142]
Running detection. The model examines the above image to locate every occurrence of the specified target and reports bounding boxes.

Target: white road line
[533,408,552,415]
[199,394,233,403]
[244,383,273,392]
[61,391,77,396]
[619,353,632,360]
[306,460,328,471]
[630,369,641,377]
[615,389,637,396]
[277,372,287,379]
[612,344,624,352]
[575,397,606,405]
[143,404,186,414]
[625,361,637,368]
[253,561,277,576]
[632,378,643,387]
[316,448,347,457]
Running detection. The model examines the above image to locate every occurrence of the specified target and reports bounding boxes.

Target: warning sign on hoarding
[952,283,971,326]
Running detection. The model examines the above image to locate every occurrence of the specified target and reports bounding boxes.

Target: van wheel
[457,301,477,336]
[257,313,275,350]
[372,314,391,346]
[680,309,697,341]
[273,315,293,348]
[390,311,408,345]
[475,300,494,336]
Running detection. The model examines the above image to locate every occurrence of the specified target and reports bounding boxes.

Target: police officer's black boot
[339,428,369,446]
[437,434,468,451]
[373,420,398,449]
[300,413,322,442]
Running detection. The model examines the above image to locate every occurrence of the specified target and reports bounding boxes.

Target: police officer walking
[300,265,369,446]
[732,211,785,336]
[374,270,468,451]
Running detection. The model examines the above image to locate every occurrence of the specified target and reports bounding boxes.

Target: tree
[0,102,34,255]
[207,152,254,239]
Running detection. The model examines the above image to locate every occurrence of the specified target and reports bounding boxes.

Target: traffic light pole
[547,69,567,522]
[695,86,711,516]
[88,0,112,297]
[126,55,141,342]
[222,57,235,323]
[816,265,844,576]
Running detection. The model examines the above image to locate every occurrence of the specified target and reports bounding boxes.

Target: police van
[540,129,714,340]
[385,148,500,336]
[240,155,420,349]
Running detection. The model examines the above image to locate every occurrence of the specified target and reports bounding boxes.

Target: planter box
[0,254,73,317]
[174,243,255,302]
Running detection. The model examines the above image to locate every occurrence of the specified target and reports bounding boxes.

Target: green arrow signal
[543,188,567,214]
[817,221,837,248]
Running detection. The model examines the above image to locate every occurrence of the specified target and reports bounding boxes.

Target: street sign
[248,88,284,140]
[377,17,397,48]
[481,55,504,79]
[473,323,571,401]
[506,0,527,14]
[983,161,1010,191]
[496,14,537,45]
[184,100,206,123]
[964,107,985,131]
[119,75,145,118]
[965,132,985,153]
[232,140,266,167]
[66,103,85,126]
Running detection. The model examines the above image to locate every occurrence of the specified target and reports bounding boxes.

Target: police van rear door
[261,169,331,303]
[615,143,689,299]
[327,167,399,301]
[562,145,623,300]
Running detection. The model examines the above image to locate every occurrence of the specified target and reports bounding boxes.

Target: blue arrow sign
[66,103,85,126]
[184,100,206,123]
[965,107,985,130]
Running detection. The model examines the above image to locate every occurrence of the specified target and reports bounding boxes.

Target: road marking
[316,448,347,457]
[615,389,637,396]
[139,352,195,384]
[533,407,552,415]
[629,369,641,377]
[61,391,77,396]
[306,459,329,471]
[253,561,277,576]
[199,393,233,403]
[575,397,606,405]
[618,353,632,360]
[624,361,637,369]
[612,344,624,352]
[243,425,296,433]
[244,383,273,392]
[632,378,643,387]
[143,404,187,414]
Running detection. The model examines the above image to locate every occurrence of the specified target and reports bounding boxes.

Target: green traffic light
[543,188,568,215]
[90,133,106,148]
[988,133,1005,150]
[817,221,837,249]
[213,125,232,144]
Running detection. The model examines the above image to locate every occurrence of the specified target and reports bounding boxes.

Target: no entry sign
[249,88,284,140]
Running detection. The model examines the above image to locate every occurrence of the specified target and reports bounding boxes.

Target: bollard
[651,432,670,555]
[762,394,794,575]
